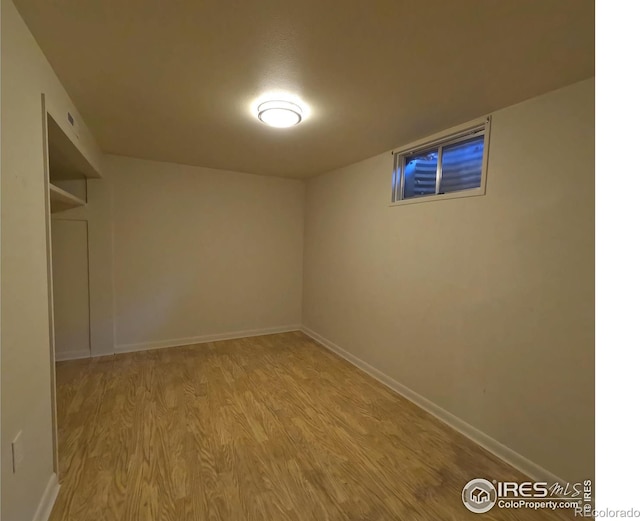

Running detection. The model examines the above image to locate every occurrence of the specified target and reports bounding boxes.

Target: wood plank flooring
[50,331,575,520]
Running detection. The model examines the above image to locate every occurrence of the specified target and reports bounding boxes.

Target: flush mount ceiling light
[257,100,303,128]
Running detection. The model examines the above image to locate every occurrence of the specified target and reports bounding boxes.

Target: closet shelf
[47,113,101,180]
[49,183,85,213]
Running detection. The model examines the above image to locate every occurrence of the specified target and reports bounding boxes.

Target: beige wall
[1,0,104,519]
[51,219,91,360]
[302,78,595,484]
[106,155,305,350]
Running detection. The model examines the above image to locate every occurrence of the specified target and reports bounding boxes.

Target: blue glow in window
[440,136,484,194]
[403,149,437,199]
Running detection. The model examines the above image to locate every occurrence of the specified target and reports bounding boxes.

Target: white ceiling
[15,0,594,178]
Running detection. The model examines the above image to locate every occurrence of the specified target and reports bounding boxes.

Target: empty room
[0,0,606,520]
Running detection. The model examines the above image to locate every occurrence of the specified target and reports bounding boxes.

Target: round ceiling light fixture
[257,100,303,128]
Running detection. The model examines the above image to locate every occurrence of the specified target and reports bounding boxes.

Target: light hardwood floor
[50,331,575,520]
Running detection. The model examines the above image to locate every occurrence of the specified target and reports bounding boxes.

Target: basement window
[391,118,491,204]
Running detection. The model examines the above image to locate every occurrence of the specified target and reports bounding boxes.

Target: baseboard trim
[114,325,302,354]
[55,350,91,362]
[32,473,59,521]
[301,326,566,487]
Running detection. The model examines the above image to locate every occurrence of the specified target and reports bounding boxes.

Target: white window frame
[391,116,491,205]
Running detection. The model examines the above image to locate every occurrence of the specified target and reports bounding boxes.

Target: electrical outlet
[12,431,24,473]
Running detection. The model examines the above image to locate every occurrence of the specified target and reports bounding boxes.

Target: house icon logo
[462,478,497,513]
[471,487,490,503]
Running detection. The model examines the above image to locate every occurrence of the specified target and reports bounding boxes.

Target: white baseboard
[55,349,91,362]
[114,325,302,354]
[32,473,59,521]
[301,326,567,487]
